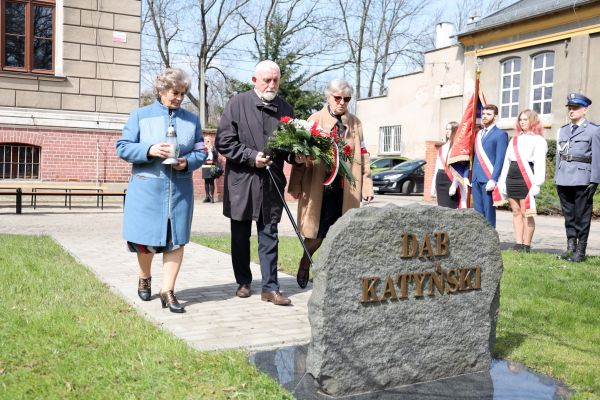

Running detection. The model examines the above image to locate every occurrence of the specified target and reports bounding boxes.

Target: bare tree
[336,0,433,99]
[337,0,371,99]
[142,0,251,125]
[241,0,349,86]
[366,0,433,97]
[453,0,511,32]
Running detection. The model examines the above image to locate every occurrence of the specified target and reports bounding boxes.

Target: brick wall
[0,127,295,201]
[0,126,128,182]
[424,140,443,202]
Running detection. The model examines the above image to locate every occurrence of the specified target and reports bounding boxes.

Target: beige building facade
[358,0,600,163]
[356,44,465,160]
[0,0,141,183]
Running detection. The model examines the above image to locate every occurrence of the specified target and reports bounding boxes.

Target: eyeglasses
[332,95,351,103]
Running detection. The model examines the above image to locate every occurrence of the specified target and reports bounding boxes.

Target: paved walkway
[1,195,598,353]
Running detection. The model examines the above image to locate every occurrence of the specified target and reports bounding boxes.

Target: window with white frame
[500,58,520,119]
[379,125,401,154]
[531,52,554,115]
[0,144,40,179]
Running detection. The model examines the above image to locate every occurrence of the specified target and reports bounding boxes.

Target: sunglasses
[332,95,352,103]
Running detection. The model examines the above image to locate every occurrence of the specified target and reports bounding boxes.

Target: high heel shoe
[159,290,185,313]
[137,277,152,301]
[296,261,310,289]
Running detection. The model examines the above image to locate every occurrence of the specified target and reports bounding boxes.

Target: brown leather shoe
[261,290,291,306]
[236,284,251,298]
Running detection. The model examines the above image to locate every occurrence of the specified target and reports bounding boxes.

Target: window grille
[0,144,41,179]
[379,125,401,154]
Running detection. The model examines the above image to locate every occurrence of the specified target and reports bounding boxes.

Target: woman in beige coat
[288,79,374,288]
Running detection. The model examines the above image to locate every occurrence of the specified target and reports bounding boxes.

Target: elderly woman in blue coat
[116,68,206,313]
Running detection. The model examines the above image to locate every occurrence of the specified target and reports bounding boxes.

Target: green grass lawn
[496,251,600,399]
[2,233,598,399]
[193,234,600,399]
[0,234,293,400]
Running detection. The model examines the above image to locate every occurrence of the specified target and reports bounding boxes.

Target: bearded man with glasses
[288,79,374,289]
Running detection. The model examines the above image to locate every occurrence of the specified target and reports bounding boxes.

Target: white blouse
[434,142,451,171]
[498,132,548,187]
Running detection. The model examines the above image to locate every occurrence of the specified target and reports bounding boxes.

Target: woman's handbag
[210,164,224,179]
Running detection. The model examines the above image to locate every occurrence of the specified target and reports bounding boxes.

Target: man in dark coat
[555,93,600,262]
[216,60,295,305]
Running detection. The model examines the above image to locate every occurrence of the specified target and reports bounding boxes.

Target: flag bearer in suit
[555,93,600,262]
[472,104,509,228]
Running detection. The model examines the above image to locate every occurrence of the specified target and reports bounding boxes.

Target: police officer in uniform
[555,93,600,262]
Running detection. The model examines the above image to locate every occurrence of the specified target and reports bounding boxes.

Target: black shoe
[523,245,531,253]
[559,238,577,260]
[569,241,587,262]
[235,283,251,298]
[513,243,524,251]
[137,277,152,301]
[203,197,211,203]
[297,264,310,289]
[159,290,185,313]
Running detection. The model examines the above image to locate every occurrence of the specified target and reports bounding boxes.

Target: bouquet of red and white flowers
[267,116,355,186]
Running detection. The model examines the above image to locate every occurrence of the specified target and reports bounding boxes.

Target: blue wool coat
[116,101,206,246]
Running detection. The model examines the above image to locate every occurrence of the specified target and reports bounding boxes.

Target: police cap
[565,93,592,107]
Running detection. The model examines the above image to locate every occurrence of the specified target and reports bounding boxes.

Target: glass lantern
[162,125,180,165]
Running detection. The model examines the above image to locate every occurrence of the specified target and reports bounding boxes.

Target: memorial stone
[307,204,504,396]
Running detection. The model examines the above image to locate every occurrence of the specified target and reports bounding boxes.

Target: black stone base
[249,345,572,400]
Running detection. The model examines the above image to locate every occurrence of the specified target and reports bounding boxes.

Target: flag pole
[467,64,481,208]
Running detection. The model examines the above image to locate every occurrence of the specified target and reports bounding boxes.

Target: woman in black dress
[498,109,548,252]
[430,121,463,208]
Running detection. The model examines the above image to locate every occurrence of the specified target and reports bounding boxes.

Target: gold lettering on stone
[418,234,433,258]
[361,277,380,303]
[435,232,449,256]
[413,273,427,298]
[474,267,481,289]
[429,264,445,296]
[401,233,418,258]
[397,274,410,299]
[380,276,398,301]
[459,269,473,291]
[446,269,459,293]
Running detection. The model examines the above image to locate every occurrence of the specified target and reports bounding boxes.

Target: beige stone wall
[465,34,600,137]
[356,45,465,159]
[0,0,141,115]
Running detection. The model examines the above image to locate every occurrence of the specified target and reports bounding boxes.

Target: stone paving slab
[1,196,599,354]
[0,205,311,352]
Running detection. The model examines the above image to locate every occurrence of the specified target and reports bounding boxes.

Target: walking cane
[265,165,314,267]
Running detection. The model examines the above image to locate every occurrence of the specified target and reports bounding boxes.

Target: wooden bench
[0,188,126,214]
[0,183,106,208]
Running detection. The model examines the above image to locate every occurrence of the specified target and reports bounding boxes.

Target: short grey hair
[254,60,280,77]
[153,68,191,98]
[325,79,353,98]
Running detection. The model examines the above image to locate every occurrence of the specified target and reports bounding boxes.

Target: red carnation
[311,122,320,136]
[343,144,352,156]
[280,116,292,123]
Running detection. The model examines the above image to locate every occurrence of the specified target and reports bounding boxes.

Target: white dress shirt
[498,132,548,187]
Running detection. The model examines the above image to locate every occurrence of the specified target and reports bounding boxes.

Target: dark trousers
[204,179,214,198]
[231,218,279,291]
[472,180,496,228]
[557,185,593,242]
